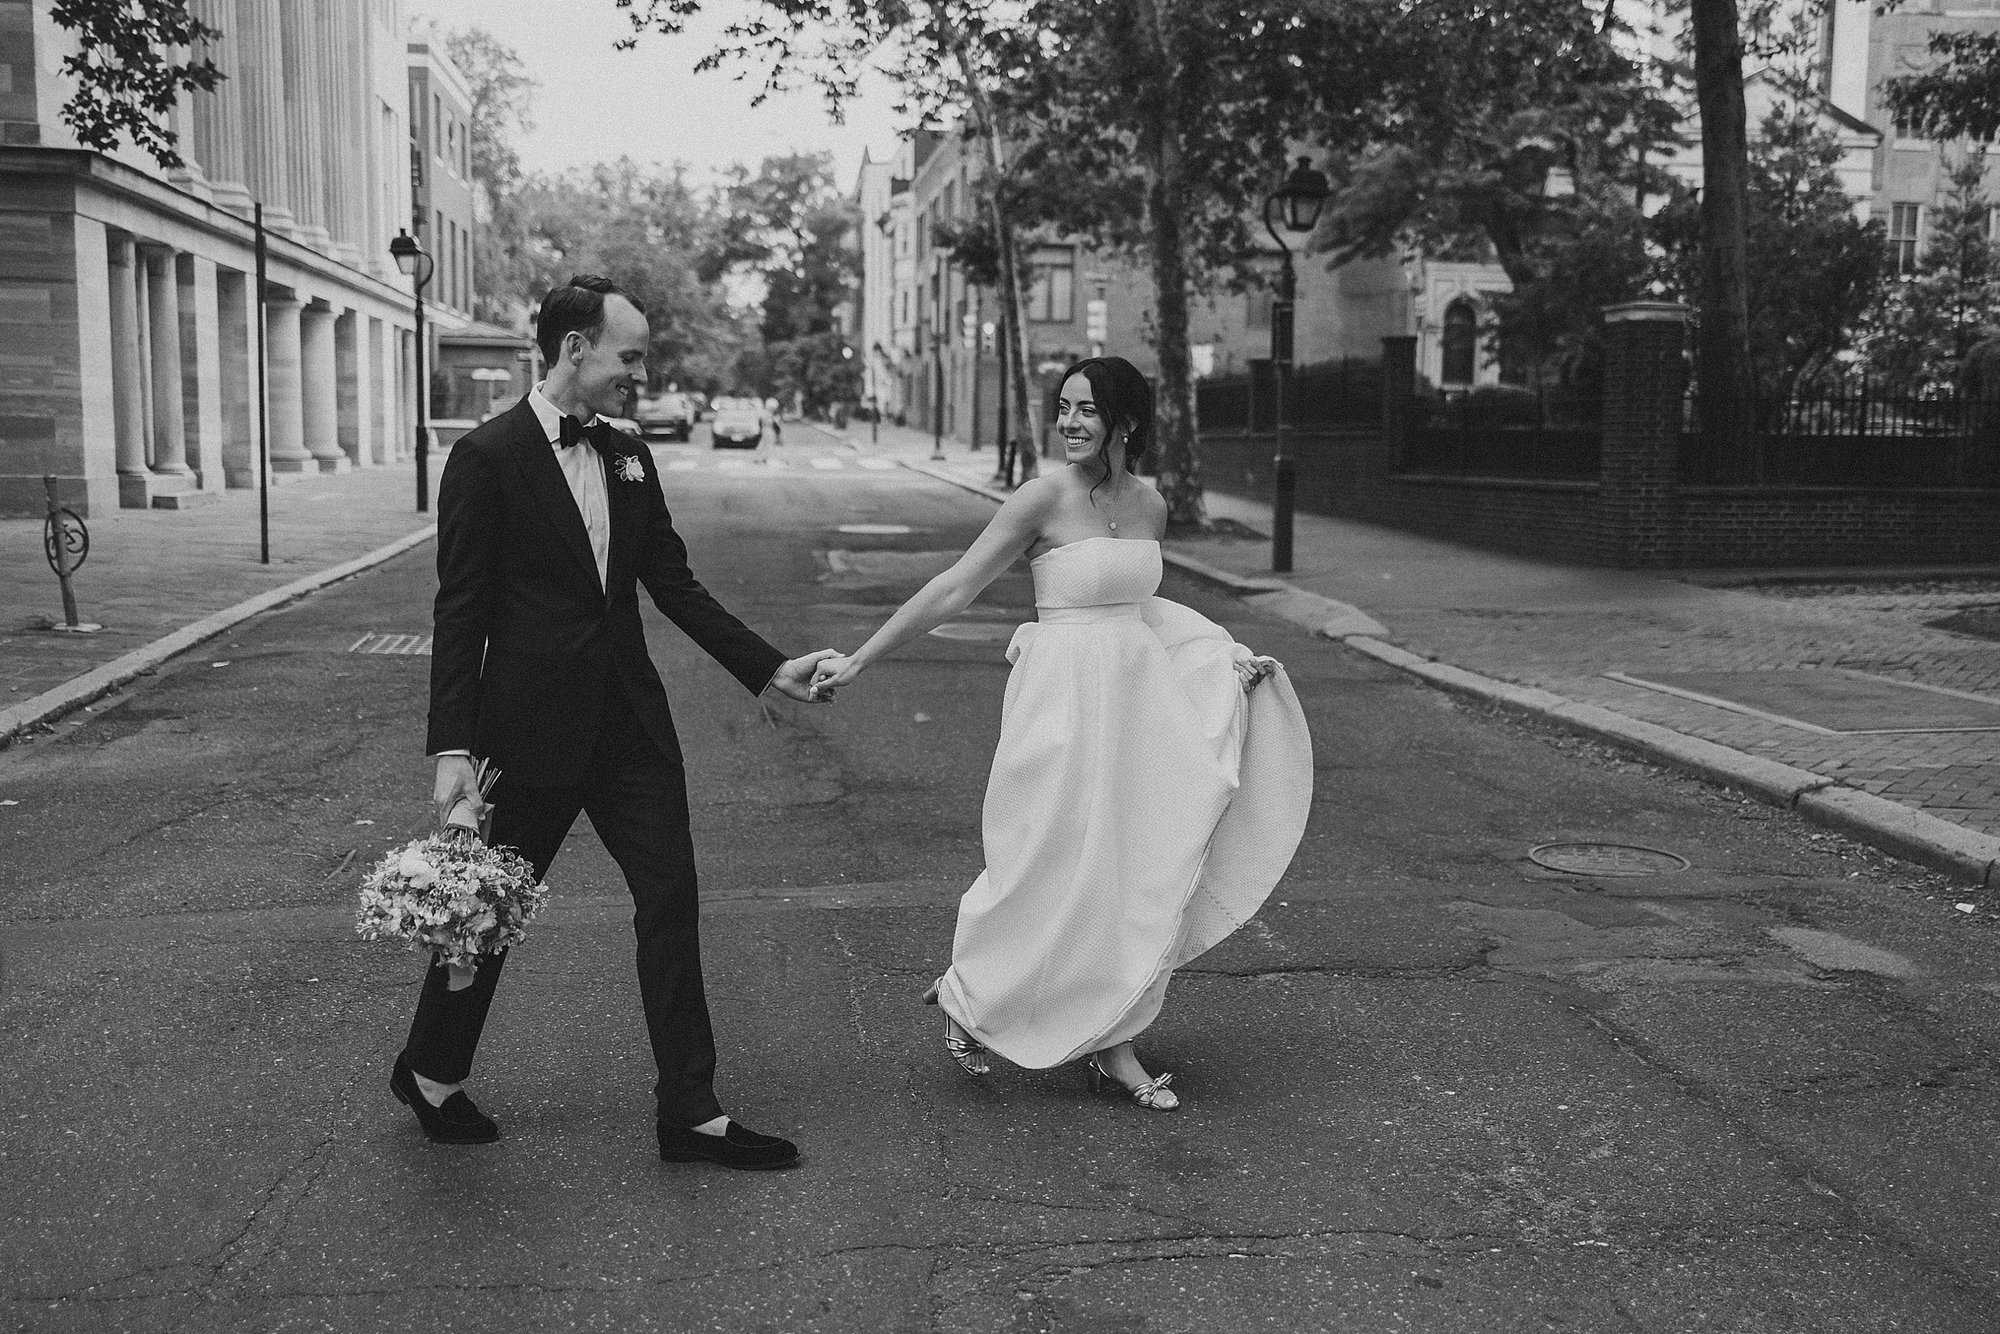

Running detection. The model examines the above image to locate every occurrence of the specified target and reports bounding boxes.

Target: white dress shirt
[528,382,610,590]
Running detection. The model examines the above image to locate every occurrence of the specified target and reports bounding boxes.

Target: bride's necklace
[1094,477,1132,535]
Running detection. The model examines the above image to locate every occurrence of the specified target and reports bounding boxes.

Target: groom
[391,274,833,1170]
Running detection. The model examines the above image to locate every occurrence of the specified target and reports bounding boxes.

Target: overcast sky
[404,0,908,192]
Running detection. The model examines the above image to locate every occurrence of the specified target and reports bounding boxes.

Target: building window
[1441,298,1477,385]
[1245,287,1272,330]
[1026,246,1075,323]
[1890,203,1922,274]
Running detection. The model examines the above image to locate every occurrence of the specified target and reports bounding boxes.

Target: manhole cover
[349,632,432,655]
[836,523,917,535]
[1528,842,1689,877]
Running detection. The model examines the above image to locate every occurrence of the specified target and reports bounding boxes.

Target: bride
[811,355,1312,1111]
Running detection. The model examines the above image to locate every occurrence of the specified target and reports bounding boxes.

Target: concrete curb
[0,525,437,750]
[898,456,2000,886]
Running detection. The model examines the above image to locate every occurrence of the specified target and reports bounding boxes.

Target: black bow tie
[556,415,620,456]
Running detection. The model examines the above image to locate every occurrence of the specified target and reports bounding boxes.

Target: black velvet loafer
[390,1052,500,1144]
[658,1120,800,1170]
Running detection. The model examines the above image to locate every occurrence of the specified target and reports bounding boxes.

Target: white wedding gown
[934,537,1314,1069]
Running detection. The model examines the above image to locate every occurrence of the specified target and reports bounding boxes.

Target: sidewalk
[0,463,435,744]
[810,417,2000,887]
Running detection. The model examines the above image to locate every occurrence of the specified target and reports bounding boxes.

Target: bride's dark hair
[1058,357,1154,483]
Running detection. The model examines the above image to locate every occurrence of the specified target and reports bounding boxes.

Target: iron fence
[1402,386,1602,479]
[1682,387,2000,487]
[1196,357,1384,431]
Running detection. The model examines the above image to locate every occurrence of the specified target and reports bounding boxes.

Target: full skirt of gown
[934,537,1313,1069]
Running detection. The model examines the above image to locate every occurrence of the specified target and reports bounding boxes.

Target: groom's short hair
[535,275,646,364]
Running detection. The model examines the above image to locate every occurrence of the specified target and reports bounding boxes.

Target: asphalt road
[5,439,2000,1332]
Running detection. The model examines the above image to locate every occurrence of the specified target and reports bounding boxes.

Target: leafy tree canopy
[48,0,221,169]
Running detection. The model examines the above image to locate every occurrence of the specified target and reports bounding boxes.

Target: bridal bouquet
[355,764,547,986]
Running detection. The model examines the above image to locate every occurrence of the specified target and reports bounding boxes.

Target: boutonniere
[612,454,645,484]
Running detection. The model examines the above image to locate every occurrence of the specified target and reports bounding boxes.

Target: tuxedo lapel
[503,402,602,596]
[604,443,647,594]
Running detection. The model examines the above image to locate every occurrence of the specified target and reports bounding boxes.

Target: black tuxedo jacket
[425,397,786,787]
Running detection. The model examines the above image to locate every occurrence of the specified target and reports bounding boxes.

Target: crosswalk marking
[810,458,843,470]
[857,458,895,470]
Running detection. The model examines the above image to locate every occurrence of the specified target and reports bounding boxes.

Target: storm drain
[349,632,432,655]
[1529,842,1689,877]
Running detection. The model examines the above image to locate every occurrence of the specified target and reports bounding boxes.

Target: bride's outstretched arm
[814,481,1054,696]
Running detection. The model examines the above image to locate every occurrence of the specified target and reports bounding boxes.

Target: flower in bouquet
[355,831,548,973]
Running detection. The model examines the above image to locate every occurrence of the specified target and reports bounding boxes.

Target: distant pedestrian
[764,396,783,447]
[808,355,1312,1112]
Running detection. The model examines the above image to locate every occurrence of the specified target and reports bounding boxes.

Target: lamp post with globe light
[1263,156,1330,573]
[389,229,436,512]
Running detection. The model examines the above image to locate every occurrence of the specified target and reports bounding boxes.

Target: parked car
[709,396,765,449]
[636,391,697,441]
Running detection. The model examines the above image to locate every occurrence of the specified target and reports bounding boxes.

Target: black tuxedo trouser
[401,683,725,1127]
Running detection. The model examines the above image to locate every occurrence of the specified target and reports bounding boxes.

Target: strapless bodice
[1030,538,1162,615]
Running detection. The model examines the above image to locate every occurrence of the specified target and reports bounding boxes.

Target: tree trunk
[1691,0,1756,477]
[939,6,1040,479]
[1134,0,1206,529]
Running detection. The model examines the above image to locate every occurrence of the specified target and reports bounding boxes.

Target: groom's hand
[768,649,840,704]
[433,754,481,828]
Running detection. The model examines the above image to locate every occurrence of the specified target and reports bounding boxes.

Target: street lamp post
[1262,156,1330,574]
[868,342,884,446]
[389,229,436,513]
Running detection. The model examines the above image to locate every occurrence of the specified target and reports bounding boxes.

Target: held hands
[1235,655,1281,694]
[769,649,842,704]
[809,653,860,701]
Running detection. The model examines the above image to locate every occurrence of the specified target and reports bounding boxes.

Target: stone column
[1597,302,1689,568]
[334,309,373,466]
[174,252,225,501]
[216,268,258,487]
[320,0,364,264]
[234,0,294,233]
[108,234,153,507]
[299,301,346,471]
[281,0,333,252]
[265,291,311,473]
[141,245,193,489]
[190,0,251,214]
[368,317,392,464]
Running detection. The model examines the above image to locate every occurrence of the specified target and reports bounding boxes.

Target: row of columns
[180,0,385,259]
[104,231,416,509]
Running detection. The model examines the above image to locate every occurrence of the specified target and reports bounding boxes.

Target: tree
[1311,1,1680,388]
[613,0,1048,478]
[720,153,864,412]
[989,0,1380,528]
[1657,107,1885,412]
[504,158,751,391]
[1857,150,1999,392]
[1882,31,2000,143]
[436,28,540,325]
[47,0,220,170]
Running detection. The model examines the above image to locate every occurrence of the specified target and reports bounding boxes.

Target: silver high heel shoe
[1084,1051,1180,1111]
[923,976,989,1077]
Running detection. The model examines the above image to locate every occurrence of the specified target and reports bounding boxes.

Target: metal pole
[931,333,945,461]
[1272,249,1297,573]
[868,352,879,446]
[969,287,984,451]
[43,477,84,629]
[254,203,270,565]
[414,276,430,513]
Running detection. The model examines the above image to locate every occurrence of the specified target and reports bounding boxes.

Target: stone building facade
[0,0,424,516]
